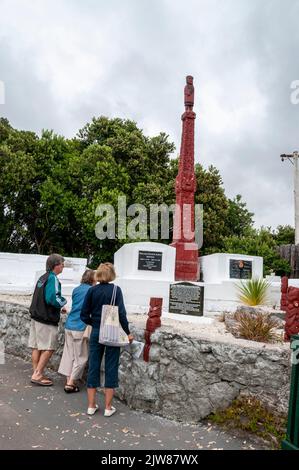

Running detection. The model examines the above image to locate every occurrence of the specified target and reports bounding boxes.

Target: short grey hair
[46,253,65,271]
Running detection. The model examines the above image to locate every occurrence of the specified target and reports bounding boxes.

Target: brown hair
[95,262,116,283]
[81,269,95,286]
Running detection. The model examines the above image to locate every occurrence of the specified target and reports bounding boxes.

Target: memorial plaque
[169,282,204,316]
[138,251,162,271]
[229,259,252,279]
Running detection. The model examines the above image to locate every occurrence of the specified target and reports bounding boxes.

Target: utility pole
[281,151,299,244]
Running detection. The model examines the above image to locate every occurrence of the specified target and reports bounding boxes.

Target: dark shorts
[87,327,120,389]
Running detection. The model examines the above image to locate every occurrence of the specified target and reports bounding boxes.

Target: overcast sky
[1,0,299,229]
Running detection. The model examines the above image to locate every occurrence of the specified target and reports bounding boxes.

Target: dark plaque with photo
[229,259,252,279]
[169,282,204,316]
[138,251,162,271]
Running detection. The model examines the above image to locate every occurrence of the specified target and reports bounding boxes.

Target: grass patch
[234,311,281,343]
[207,396,287,449]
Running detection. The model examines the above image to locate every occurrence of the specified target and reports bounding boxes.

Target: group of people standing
[28,253,133,417]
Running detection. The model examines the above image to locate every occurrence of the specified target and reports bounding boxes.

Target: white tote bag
[98,285,129,347]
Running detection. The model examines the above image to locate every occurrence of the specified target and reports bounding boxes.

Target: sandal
[64,384,80,393]
[31,377,53,386]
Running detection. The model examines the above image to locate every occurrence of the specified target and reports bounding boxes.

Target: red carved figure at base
[280,276,288,312]
[143,298,162,362]
[284,286,299,341]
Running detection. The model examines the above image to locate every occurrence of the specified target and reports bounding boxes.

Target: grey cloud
[0,39,65,135]
[0,0,299,230]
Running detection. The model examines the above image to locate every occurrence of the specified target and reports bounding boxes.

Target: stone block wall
[0,301,291,422]
[118,329,291,421]
[0,301,67,369]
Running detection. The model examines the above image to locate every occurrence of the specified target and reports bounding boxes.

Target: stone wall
[0,301,291,422]
[0,301,67,369]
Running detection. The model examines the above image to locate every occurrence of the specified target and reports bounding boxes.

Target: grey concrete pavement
[0,354,268,450]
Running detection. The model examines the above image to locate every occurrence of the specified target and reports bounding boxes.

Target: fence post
[282,334,299,450]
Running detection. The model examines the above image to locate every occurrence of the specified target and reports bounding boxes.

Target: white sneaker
[87,404,99,415]
[104,406,116,417]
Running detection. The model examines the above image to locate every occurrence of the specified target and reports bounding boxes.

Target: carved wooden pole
[285,286,299,341]
[170,75,199,281]
[143,298,162,362]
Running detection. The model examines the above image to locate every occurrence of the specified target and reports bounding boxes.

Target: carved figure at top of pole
[184,75,194,112]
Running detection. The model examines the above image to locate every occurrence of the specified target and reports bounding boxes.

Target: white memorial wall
[200,253,282,311]
[0,248,285,316]
[200,253,263,284]
[114,241,176,313]
[0,252,87,296]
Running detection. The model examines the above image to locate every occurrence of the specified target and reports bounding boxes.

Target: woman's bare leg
[105,388,114,410]
[87,387,97,408]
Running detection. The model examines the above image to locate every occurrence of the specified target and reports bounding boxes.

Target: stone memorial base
[114,246,282,316]
[115,277,212,324]
[162,311,214,325]
[199,252,281,313]
[200,253,263,283]
[114,278,174,314]
[203,278,282,313]
[114,241,175,314]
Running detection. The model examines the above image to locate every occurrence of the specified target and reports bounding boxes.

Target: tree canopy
[0,116,292,273]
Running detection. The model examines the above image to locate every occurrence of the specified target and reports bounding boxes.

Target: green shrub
[236,278,270,306]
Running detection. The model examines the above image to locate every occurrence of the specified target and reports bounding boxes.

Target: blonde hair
[95,262,116,283]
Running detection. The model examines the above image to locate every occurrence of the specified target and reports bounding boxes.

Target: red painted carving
[280,276,288,311]
[170,76,199,281]
[284,286,299,341]
[184,75,194,111]
[143,297,162,362]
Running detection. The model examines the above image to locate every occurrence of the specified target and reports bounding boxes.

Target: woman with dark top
[80,262,133,417]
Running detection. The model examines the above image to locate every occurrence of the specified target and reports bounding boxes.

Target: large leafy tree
[0,118,38,252]
[195,164,229,253]
[0,115,291,274]
[0,117,176,264]
[225,194,254,238]
[76,117,176,262]
[273,224,295,246]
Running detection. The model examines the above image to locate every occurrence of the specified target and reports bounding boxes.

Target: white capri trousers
[58,329,89,381]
